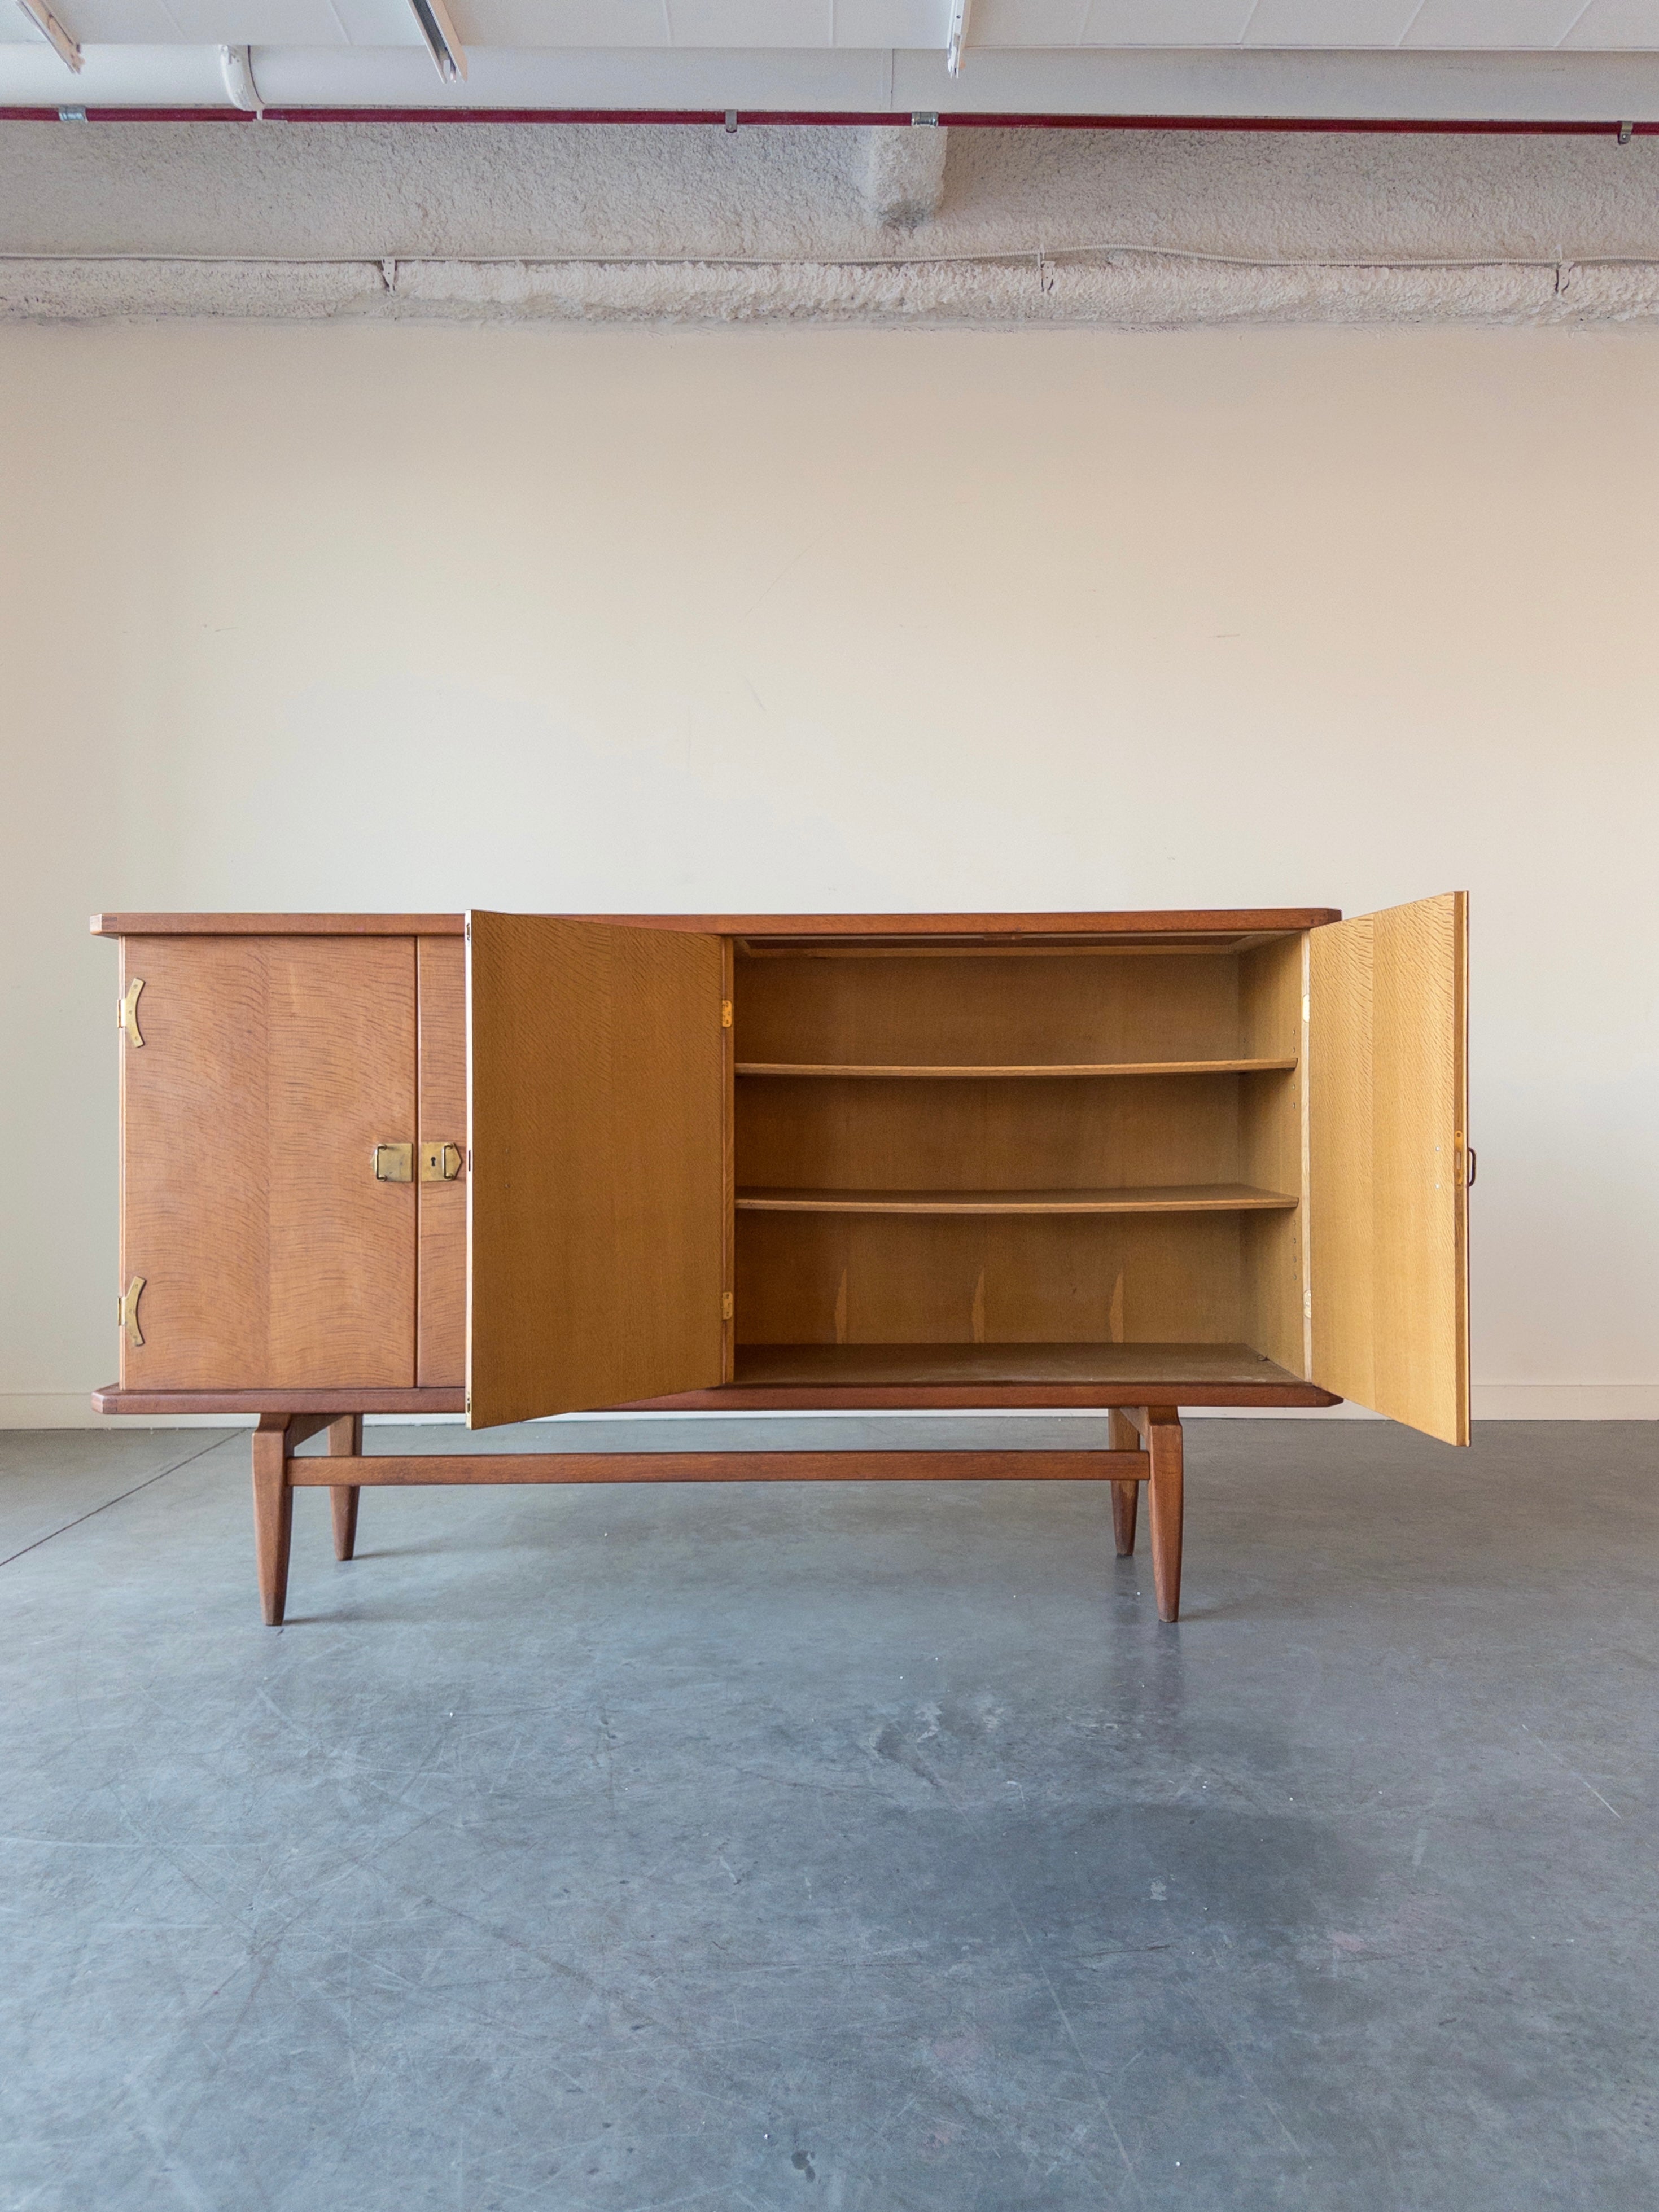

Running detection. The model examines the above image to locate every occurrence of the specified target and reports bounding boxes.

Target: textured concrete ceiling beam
[862,121,949,226]
[7,248,1657,325]
[3,119,1657,324]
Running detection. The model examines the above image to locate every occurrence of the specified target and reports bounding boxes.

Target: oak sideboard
[92,900,1470,1626]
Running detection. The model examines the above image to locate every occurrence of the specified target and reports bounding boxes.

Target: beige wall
[3,320,1655,1421]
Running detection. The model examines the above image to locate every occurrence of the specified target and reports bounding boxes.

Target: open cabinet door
[467,915,729,1427]
[1308,892,1470,1444]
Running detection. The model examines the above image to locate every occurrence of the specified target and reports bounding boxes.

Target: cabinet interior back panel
[737,1071,1259,1192]
[732,937,1310,1369]
[736,949,1251,1066]
[736,1211,1247,1346]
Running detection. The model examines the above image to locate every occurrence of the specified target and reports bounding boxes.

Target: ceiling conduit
[1,43,1656,130]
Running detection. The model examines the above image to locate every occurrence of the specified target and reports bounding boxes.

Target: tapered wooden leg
[327,1413,363,1561]
[1143,1407,1184,1624]
[1108,1407,1140,1556]
[252,1414,295,1628]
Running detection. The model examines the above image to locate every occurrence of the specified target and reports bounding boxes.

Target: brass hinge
[373,1142,414,1182]
[721,1000,733,1029]
[721,1291,734,1321]
[120,978,145,1047]
[420,1140,463,1182]
[1456,1133,1477,1189]
[119,1275,146,1348]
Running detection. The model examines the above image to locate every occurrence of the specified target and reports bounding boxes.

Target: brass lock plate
[373,1142,414,1182]
[420,1141,463,1182]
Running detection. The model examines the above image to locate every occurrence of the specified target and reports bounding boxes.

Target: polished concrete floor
[3,1415,1656,2211]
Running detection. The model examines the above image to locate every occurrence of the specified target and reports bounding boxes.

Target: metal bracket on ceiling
[16,0,81,74]
[408,0,467,84]
[946,0,974,78]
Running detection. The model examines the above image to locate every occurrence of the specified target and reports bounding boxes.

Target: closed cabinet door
[1307,892,1471,1444]
[119,935,418,1389]
[466,913,732,1427]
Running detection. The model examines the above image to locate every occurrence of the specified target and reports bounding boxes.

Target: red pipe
[0,106,1653,132]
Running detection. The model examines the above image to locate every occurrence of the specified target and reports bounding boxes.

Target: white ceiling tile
[159,0,357,37]
[1402,1,1590,47]
[455,0,672,43]
[50,0,184,36]
[1079,0,1256,44]
[331,0,426,41]
[1562,0,1659,46]
[664,0,831,45]
[970,0,1091,45]
[1244,0,1419,44]
[831,0,943,43]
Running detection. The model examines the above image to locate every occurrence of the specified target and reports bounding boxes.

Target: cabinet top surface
[91,907,1340,939]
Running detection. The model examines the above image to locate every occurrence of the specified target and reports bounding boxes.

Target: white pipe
[0,44,238,107]
[1,45,1658,120]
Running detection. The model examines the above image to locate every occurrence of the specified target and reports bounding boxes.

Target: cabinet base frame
[96,1377,1340,1632]
[251,1409,1185,1625]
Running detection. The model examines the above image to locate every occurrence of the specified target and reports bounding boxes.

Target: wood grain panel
[643,1378,1338,1409]
[1308,892,1469,1444]
[119,936,417,1389]
[726,940,1315,1373]
[95,912,1334,943]
[736,1212,1248,1346]
[292,1449,1149,1486]
[736,1070,1251,1195]
[417,935,466,1386]
[731,1343,1301,1387]
[94,1384,465,1414]
[738,1059,1296,1078]
[722,935,736,1385]
[95,914,461,937]
[466,914,726,1427]
[736,949,1247,1066]
[605,910,1338,938]
[736,1185,1295,1214]
[91,1373,1338,1413]
[1238,936,1310,1374]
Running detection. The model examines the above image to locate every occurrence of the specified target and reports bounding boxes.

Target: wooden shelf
[736,1056,1297,1080]
[734,1343,1305,1388]
[736,1184,1299,1216]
